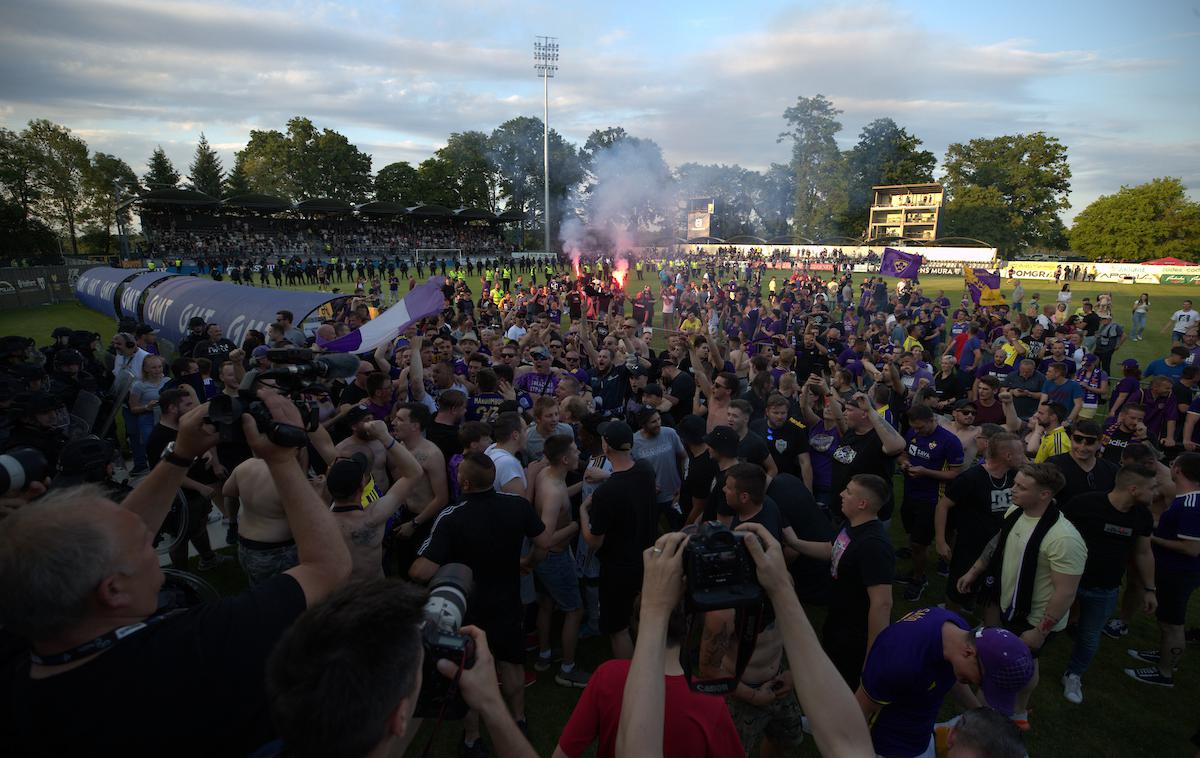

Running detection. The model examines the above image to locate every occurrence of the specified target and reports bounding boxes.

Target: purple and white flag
[317,276,447,353]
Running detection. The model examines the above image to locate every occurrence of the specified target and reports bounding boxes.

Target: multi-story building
[866,183,944,241]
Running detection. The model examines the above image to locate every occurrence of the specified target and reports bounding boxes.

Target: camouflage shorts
[726,687,804,755]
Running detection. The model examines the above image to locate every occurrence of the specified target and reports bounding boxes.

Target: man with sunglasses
[1047,420,1117,506]
[857,609,1033,758]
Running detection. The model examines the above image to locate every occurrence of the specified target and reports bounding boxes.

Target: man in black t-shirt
[0,393,349,758]
[787,474,894,688]
[1101,403,1148,464]
[1059,465,1156,704]
[581,420,658,659]
[678,414,716,524]
[660,358,696,421]
[1048,420,1117,506]
[936,432,1024,611]
[727,399,776,476]
[767,473,833,604]
[412,452,550,746]
[750,393,812,485]
[724,463,790,541]
[830,394,905,522]
[191,322,238,364]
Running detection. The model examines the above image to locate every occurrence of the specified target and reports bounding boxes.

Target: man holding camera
[0,392,352,756]
[411,452,553,755]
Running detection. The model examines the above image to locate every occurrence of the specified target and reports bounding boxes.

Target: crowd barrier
[0,264,99,309]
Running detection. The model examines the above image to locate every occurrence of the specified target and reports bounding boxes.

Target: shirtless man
[531,434,589,687]
[336,406,393,495]
[942,399,983,464]
[387,401,450,573]
[224,447,320,585]
[690,337,736,432]
[326,424,422,580]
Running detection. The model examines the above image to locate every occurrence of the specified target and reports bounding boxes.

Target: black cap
[599,419,634,451]
[134,324,157,336]
[327,452,370,499]
[703,425,739,458]
[344,405,373,425]
[676,414,706,444]
[188,316,207,328]
[51,326,74,339]
[953,399,976,411]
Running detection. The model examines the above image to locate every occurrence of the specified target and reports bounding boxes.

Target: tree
[489,116,585,250]
[143,146,180,190]
[940,186,1021,255]
[1069,177,1200,262]
[0,196,58,259]
[188,133,224,198]
[84,152,138,255]
[779,94,845,239]
[0,127,42,221]
[24,119,91,255]
[374,161,419,204]
[581,129,674,232]
[755,163,797,238]
[433,131,501,210]
[943,132,1071,251]
[841,118,935,238]
[675,163,759,238]
[222,152,253,198]
[237,117,372,201]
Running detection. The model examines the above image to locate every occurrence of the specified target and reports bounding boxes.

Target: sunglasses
[956,409,976,415]
[1072,435,1098,444]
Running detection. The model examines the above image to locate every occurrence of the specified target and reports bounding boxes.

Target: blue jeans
[1067,585,1120,676]
[122,407,154,469]
[1131,311,1147,339]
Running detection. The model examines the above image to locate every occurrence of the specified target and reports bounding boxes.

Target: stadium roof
[454,207,496,220]
[496,208,528,222]
[224,193,291,211]
[295,198,353,213]
[140,188,219,206]
[407,203,453,217]
[356,201,407,215]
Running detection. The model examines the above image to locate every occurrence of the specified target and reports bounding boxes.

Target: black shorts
[1154,567,1200,626]
[472,611,525,665]
[900,498,936,545]
[1001,618,1058,660]
[599,564,643,635]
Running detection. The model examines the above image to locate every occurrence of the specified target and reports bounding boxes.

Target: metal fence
[0,264,99,310]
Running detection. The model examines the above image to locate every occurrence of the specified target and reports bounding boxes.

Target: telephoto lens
[0,447,50,497]
[415,563,476,719]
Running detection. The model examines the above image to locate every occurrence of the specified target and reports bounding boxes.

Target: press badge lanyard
[29,609,185,666]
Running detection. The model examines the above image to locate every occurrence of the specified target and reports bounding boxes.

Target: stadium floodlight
[534,36,559,256]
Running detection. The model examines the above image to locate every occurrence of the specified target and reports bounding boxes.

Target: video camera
[414,563,476,719]
[679,521,768,695]
[207,348,360,448]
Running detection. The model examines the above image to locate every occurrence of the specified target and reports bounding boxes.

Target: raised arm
[121,402,217,534]
[407,334,426,401]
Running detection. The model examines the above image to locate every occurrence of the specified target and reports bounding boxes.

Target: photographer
[615,528,873,758]
[0,391,351,756]
[266,579,536,758]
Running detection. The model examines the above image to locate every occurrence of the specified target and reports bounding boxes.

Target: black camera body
[683,521,763,612]
[414,564,476,719]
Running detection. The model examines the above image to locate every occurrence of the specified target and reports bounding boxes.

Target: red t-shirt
[556,659,744,758]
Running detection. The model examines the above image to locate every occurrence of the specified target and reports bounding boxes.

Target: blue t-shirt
[959,336,982,371]
[1145,358,1185,382]
[861,607,970,757]
[1153,491,1200,573]
[1041,378,1085,410]
[903,426,965,503]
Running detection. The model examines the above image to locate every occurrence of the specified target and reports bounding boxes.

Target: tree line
[1,99,1197,260]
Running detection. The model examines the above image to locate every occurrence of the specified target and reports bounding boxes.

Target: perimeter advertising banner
[1004,261,1200,285]
[0,264,98,309]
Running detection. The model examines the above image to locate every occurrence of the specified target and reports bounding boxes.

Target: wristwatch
[161,441,196,468]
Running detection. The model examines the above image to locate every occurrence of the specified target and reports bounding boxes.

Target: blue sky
[1,0,1196,221]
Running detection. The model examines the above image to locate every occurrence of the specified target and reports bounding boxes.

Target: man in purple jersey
[857,607,1033,758]
[899,404,965,602]
[516,346,561,397]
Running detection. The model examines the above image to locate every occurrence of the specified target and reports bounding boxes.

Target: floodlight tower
[534,36,558,255]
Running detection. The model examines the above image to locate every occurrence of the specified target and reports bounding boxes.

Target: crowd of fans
[140,209,507,261]
[2,252,1200,758]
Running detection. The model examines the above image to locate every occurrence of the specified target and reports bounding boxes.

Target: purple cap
[1083,353,1099,364]
[251,345,270,359]
[974,627,1034,715]
[1122,358,1140,368]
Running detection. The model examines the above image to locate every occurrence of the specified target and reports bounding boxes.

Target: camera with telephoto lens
[414,563,476,719]
[206,348,360,448]
[683,521,763,611]
[0,447,50,497]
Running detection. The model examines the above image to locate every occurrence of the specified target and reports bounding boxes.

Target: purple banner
[118,271,176,321]
[75,267,141,320]
[880,247,923,279]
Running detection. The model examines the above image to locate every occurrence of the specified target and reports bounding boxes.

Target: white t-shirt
[505,324,528,341]
[485,444,526,493]
[1171,309,1197,332]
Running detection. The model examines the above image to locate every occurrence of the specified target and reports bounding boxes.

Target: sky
[2,0,1197,223]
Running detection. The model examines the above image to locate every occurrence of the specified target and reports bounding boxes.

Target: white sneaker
[1062,672,1083,704]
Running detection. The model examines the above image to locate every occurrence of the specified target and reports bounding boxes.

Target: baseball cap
[51,326,73,339]
[327,452,370,500]
[703,425,739,458]
[188,316,207,328]
[599,419,634,451]
[54,348,84,366]
[953,399,976,412]
[134,324,157,336]
[251,345,270,359]
[676,414,706,445]
[530,347,551,360]
[344,404,373,425]
[1122,358,1140,368]
[973,627,1035,716]
[1083,353,1099,364]
[459,332,479,343]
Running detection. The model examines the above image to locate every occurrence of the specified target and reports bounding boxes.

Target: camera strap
[680,601,766,695]
[29,608,185,666]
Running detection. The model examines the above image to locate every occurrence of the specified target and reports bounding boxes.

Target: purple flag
[317,276,447,353]
[963,265,1005,306]
[880,247,922,279]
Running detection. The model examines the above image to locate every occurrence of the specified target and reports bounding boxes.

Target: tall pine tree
[188,133,223,198]
[143,146,180,190]
[223,152,252,198]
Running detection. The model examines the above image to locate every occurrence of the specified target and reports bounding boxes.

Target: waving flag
[963,265,1006,306]
[317,276,447,353]
[880,247,923,279]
